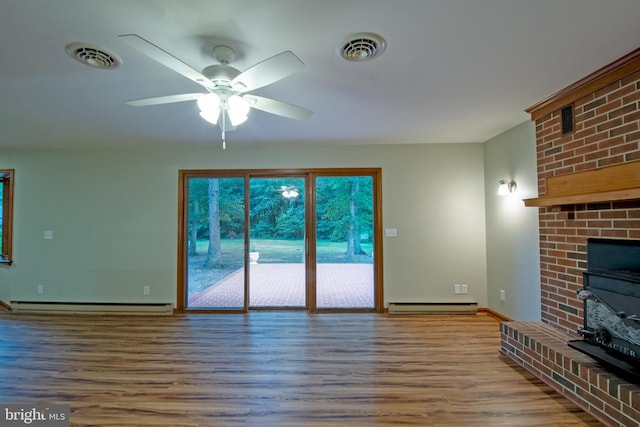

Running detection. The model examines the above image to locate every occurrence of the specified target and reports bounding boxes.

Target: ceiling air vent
[65,42,121,69]
[338,32,386,62]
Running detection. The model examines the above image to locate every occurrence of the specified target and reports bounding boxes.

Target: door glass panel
[315,176,374,308]
[186,177,246,310]
[249,177,306,308]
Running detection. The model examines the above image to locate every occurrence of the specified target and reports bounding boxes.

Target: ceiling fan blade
[126,93,204,107]
[231,51,304,93]
[119,34,215,91]
[245,95,312,120]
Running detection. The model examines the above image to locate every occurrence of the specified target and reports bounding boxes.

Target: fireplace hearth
[569,238,640,383]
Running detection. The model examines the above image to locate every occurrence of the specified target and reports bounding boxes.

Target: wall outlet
[500,289,506,302]
[455,284,468,294]
[37,284,44,294]
[143,285,150,296]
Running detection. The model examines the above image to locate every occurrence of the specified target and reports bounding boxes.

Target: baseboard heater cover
[388,302,478,315]
[10,302,173,315]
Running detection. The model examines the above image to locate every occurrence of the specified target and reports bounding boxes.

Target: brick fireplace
[529,57,640,333]
[501,47,640,426]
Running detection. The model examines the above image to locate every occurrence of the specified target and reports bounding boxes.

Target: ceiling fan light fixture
[197,93,220,112]
[198,93,222,125]
[199,110,220,125]
[227,95,250,126]
[228,111,248,126]
[197,92,249,126]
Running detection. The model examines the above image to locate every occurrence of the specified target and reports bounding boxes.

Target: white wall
[0,142,487,308]
[483,121,540,320]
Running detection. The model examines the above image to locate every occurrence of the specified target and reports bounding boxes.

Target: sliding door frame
[176,168,383,313]
[248,172,309,311]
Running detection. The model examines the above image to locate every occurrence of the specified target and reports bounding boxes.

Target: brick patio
[188,263,374,309]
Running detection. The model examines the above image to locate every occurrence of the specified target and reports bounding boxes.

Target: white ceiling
[2,0,640,149]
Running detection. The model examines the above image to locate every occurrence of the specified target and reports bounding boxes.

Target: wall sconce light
[498,179,517,195]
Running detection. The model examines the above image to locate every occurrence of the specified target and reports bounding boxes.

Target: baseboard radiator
[388,302,478,315]
[10,302,173,315]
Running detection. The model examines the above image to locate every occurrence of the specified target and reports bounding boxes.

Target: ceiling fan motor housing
[201,64,241,86]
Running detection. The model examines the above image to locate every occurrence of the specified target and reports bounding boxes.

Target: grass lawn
[193,238,373,263]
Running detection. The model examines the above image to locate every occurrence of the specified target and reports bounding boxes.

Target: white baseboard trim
[388,302,478,315]
[10,302,173,315]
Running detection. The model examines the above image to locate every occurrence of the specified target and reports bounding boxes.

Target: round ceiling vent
[65,42,121,69]
[338,32,386,62]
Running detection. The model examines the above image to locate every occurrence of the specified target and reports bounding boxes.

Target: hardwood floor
[0,311,602,426]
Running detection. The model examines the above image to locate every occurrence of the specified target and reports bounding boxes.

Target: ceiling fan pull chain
[221,107,227,150]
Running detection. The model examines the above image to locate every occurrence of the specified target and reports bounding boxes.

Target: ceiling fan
[118,34,312,148]
[276,185,300,198]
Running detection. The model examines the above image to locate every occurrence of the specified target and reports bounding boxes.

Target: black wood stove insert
[568,238,640,383]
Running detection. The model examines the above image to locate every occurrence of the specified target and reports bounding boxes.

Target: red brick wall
[533,69,640,334]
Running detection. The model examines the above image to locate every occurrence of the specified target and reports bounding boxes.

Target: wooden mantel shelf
[524,188,640,207]
[523,161,640,207]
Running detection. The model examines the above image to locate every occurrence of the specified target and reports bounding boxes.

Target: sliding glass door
[184,176,247,311]
[315,175,375,309]
[249,177,306,308]
[178,169,382,313]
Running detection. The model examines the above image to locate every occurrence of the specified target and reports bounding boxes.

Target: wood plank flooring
[0,311,602,426]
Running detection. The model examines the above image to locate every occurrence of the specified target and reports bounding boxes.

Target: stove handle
[577,290,592,300]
